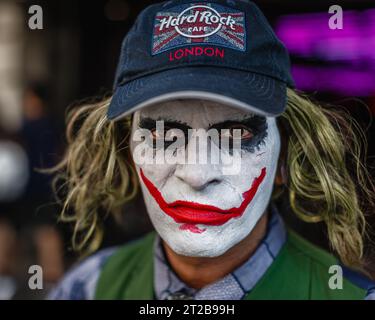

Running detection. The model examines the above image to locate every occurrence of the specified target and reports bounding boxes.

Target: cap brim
[108,67,287,121]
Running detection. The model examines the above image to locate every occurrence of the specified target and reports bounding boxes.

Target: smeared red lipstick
[140,167,267,227]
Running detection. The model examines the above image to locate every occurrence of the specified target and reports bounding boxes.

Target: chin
[162,227,246,258]
[169,242,231,258]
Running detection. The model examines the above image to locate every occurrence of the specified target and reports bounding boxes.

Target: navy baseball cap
[108,0,295,121]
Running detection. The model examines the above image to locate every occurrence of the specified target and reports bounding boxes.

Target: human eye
[220,124,254,141]
[150,126,186,149]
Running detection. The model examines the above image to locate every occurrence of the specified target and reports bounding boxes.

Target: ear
[275,118,288,187]
[275,160,287,186]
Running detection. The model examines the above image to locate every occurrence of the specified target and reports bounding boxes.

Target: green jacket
[95,230,367,300]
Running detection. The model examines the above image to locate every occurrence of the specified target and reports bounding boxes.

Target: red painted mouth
[140,167,267,227]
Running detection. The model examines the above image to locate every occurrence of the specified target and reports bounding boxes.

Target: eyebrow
[139,117,191,131]
[138,115,267,131]
[209,116,267,133]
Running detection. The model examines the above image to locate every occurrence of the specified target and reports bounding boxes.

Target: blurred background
[0,0,374,299]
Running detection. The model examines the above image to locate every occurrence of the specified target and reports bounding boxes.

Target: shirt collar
[153,205,287,300]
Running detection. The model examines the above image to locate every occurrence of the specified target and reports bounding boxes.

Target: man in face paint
[49,1,375,300]
[131,100,279,253]
[130,99,281,289]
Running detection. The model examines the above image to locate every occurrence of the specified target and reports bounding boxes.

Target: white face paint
[130,99,281,257]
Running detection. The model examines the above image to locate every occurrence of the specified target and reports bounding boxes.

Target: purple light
[275,9,375,95]
[276,10,375,62]
[292,65,375,96]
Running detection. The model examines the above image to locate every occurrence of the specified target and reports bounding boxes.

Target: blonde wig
[49,90,375,269]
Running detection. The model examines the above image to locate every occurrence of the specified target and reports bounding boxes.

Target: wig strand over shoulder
[280,89,375,269]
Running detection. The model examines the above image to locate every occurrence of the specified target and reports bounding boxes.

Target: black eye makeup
[138,117,190,149]
[209,116,268,153]
[138,115,268,153]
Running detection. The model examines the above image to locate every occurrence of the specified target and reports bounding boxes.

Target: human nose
[174,163,222,191]
[174,132,222,190]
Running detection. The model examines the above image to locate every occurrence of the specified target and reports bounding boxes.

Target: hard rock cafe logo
[152,3,245,55]
[158,5,237,38]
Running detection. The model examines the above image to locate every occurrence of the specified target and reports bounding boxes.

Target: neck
[162,211,269,290]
